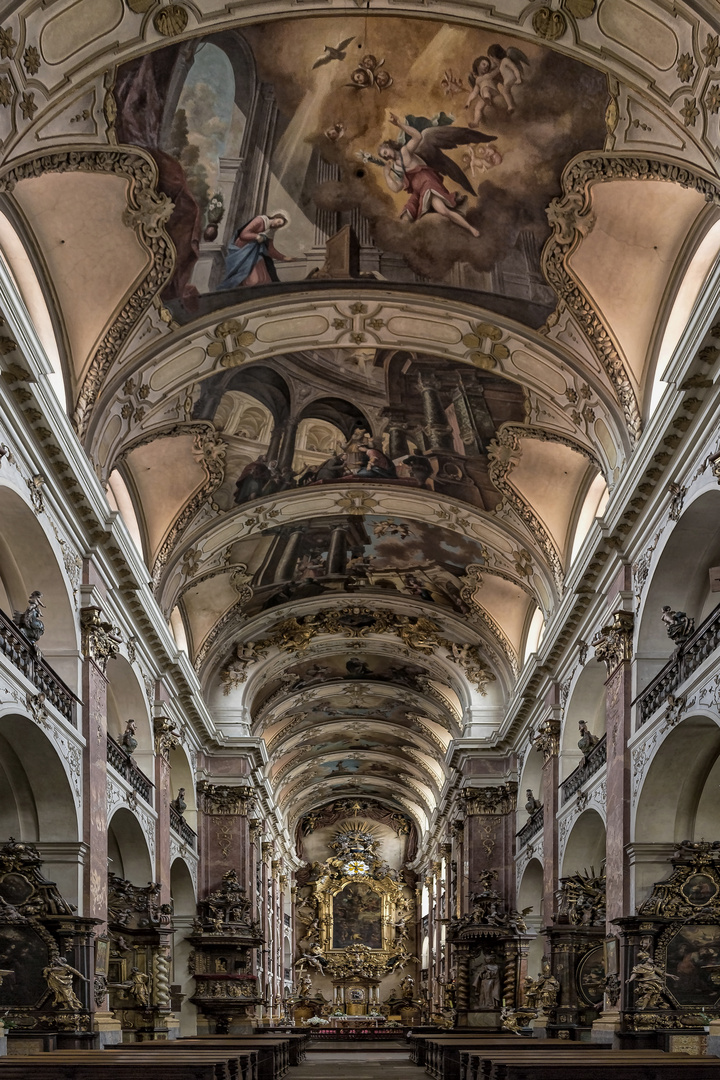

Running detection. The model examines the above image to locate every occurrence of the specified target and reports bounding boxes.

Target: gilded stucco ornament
[533,717,561,762]
[153,716,180,757]
[80,605,121,672]
[197,780,254,816]
[462,783,517,816]
[593,610,634,674]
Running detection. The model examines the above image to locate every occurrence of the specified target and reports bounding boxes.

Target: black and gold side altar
[545,866,606,1037]
[188,869,263,1033]
[0,838,98,1049]
[447,869,532,1028]
[614,841,720,1051]
[106,873,175,1039]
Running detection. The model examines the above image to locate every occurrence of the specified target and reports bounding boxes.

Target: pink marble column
[593,606,634,928]
[82,657,109,924]
[533,692,562,936]
[425,875,435,1009]
[153,720,172,906]
[260,842,272,1010]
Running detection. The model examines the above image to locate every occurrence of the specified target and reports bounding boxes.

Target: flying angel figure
[312,37,355,69]
[466,44,529,125]
[360,113,496,237]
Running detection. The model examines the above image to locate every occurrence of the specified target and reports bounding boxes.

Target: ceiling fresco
[113,17,607,321]
[0,0,716,844]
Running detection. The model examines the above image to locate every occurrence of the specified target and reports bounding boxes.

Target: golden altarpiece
[294,820,420,1022]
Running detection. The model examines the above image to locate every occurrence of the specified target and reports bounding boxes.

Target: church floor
[295,1047,418,1078]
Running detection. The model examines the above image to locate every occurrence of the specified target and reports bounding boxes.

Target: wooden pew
[107,1034,290,1080]
[0,1049,253,1080]
[61,1046,258,1080]
[422,1035,610,1080]
[463,1049,720,1080]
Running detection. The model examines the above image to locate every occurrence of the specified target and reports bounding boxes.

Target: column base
[0,1023,6,1057]
[93,1011,123,1046]
[706,1018,720,1056]
[165,1015,181,1040]
[590,1011,621,1046]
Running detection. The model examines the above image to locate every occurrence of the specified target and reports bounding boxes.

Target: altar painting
[333,882,382,949]
[666,926,720,1007]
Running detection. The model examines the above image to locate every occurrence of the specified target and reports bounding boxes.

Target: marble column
[593,605,634,930]
[327,525,348,576]
[153,713,173,907]
[267,420,285,463]
[275,529,304,582]
[419,375,454,452]
[261,842,273,1010]
[425,875,435,1009]
[278,416,300,473]
[533,692,562,936]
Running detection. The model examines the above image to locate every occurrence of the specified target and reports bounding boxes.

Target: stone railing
[106,733,154,803]
[0,606,79,723]
[170,805,197,850]
[636,602,720,726]
[516,805,543,848]
[561,733,608,804]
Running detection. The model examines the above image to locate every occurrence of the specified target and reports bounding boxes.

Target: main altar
[291,813,422,1026]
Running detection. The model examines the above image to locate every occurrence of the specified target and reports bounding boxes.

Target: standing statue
[13,590,45,644]
[628,949,676,1010]
[474,956,501,1009]
[129,966,151,1007]
[577,720,598,757]
[120,719,138,755]
[661,606,695,645]
[400,974,415,999]
[43,954,88,1011]
[171,788,187,816]
[525,789,541,815]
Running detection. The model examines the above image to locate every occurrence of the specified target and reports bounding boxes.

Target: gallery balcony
[0,606,79,724]
[106,733,154,803]
[170,804,197,850]
[635,601,720,726]
[560,734,608,804]
[516,805,543,849]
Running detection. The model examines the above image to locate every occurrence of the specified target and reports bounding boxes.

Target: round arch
[170,856,198,1035]
[168,743,197,832]
[518,858,544,978]
[633,714,720,906]
[560,663,607,782]
[0,483,79,693]
[636,487,720,695]
[0,712,81,908]
[106,655,154,780]
[561,808,606,880]
[108,807,153,884]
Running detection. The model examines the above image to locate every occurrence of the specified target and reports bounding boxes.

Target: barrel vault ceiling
[1,0,719,840]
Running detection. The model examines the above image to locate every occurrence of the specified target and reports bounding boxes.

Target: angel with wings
[364,113,496,237]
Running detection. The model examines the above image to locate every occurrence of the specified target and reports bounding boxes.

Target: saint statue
[43,954,88,1012]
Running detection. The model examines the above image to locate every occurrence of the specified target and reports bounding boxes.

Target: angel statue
[360,113,496,237]
[13,590,45,644]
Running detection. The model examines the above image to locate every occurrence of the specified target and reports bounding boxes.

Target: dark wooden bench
[465,1049,720,1080]
[108,1035,290,1080]
[0,1049,257,1080]
[423,1035,610,1080]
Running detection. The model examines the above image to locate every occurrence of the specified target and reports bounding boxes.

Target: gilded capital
[593,610,634,674]
[532,718,561,763]
[153,716,180,758]
[80,605,121,672]
[462,782,518,816]
[197,780,253,816]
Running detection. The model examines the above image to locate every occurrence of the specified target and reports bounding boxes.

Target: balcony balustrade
[516,805,543,848]
[170,804,197,849]
[0,607,79,724]
[106,733,153,803]
[560,733,607,804]
[635,602,720,726]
